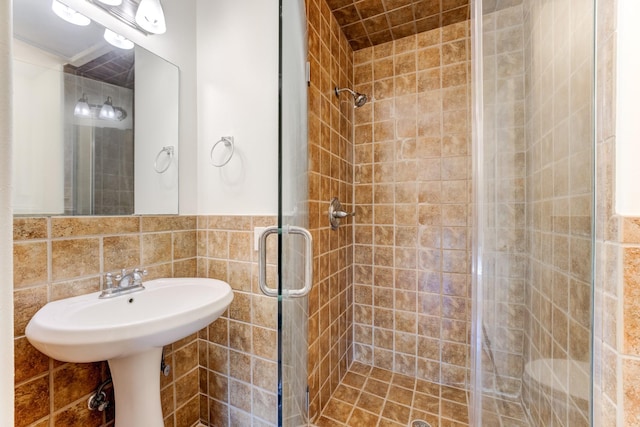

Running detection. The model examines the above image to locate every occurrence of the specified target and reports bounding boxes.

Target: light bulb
[73,94,91,118]
[135,0,166,34]
[99,97,116,120]
[103,29,134,50]
[51,0,91,26]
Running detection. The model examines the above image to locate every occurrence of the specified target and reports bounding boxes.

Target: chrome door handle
[258,226,279,297]
[258,225,313,298]
[285,226,313,298]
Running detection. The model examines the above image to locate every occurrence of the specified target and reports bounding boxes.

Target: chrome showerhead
[335,87,368,108]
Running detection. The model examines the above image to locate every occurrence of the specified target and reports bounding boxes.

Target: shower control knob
[328,197,355,230]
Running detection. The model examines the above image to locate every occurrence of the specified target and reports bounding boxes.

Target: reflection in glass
[73,93,91,118]
[103,28,134,50]
[99,96,116,120]
[51,0,91,26]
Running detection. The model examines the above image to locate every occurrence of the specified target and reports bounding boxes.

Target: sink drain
[411,421,432,427]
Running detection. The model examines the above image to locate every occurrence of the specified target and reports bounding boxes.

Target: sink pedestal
[108,348,164,427]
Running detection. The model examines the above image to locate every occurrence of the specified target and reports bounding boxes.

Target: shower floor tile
[314,362,469,427]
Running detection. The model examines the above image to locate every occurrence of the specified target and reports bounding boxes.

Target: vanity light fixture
[86,0,167,35]
[99,96,116,120]
[73,93,91,118]
[51,0,91,26]
[134,0,166,34]
[74,95,127,121]
[103,28,134,50]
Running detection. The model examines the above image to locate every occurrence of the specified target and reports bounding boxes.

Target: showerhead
[335,87,368,108]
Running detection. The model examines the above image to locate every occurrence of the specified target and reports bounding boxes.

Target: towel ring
[154,146,174,173]
[210,136,234,167]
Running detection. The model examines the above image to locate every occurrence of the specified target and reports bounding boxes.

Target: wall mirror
[12,0,179,216]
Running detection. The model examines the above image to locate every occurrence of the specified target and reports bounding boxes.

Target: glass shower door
[263,1,310,426]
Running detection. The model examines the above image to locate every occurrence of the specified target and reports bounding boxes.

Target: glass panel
[278,0,309,426]
[472,0,595,425]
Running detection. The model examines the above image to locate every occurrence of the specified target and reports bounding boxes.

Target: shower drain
[410,421,432,427]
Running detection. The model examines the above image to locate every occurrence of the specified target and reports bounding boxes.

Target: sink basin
[26,277,233,362]
[26,277,233,427]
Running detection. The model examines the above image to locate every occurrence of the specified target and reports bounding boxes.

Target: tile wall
[13,216,199,427]
[306,0,356,420]
[521,0,594,425]
[351,20,472,387]
[479,0,527,400]
[195,215,280,427]
[619,219,640,426]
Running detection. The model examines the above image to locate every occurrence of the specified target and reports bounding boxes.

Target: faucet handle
[105,273,114,289]
[132,268,148,284]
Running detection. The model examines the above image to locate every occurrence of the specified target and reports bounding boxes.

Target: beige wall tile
[624,247,640,354]
[13,286,48,337]
[624,358,640,426]
[173,231,197,260]
[51,238,100,281]
[142,233,172,265]
[53,401,104,427]
[13,242,48,288]
[52,362,102,410]
[13,218,48,241]
[14,337,49,384]
[103,235,140,271]
[51,216,139,237]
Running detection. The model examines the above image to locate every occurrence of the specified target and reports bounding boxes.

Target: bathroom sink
[25,277,233,427]
[26,277,233,363]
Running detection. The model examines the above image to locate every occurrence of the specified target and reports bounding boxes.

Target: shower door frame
[276,0,310,425]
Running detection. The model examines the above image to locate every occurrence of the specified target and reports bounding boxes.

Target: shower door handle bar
[258,225,313,298]
[284,226,313,298]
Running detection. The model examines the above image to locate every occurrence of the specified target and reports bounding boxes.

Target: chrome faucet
[100,268,148,299]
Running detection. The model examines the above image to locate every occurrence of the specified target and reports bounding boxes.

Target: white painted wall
[616,0,640,215]
[12,40,65,214]
[63,0,198,213]
[196,0,279,215]
[0,1,14,425]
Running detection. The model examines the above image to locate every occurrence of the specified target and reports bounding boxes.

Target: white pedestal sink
[26,278,233,427]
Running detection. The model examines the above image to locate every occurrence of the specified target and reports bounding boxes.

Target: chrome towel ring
[154,146,174,173]
[210,136,234,167]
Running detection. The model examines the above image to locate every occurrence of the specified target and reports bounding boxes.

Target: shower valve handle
[332,210,355,219]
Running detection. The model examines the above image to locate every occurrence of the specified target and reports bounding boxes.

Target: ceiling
[327,0,470,50]
[64,50,135,89]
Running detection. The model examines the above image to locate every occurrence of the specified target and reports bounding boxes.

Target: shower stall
[277,0,595,425]
[471,0,594,425]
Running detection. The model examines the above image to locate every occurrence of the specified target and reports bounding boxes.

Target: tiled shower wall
[306,0,355,419]
[351,21,472,387]
[479,0,527,400]
[522,0,594,424]
[13,216,199,427]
